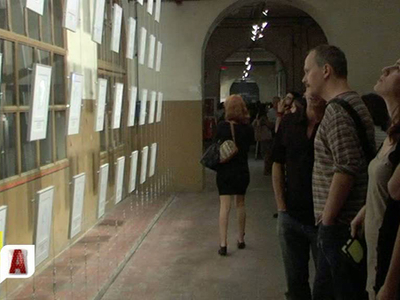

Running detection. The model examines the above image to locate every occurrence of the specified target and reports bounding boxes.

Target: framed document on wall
[129,151,139,193]
[26,0,45,15]
[139,89,148,126]
[92,0,106,44]
[67,73,83,135]
[127,86,137,127]
[115,156,125,204]
[137,0,143,5]
[155,0,162,23]
[35,186,54,266]
[140,146,149,184]
[110,4,122,53]
[156,92,163,123]
[138,27,147,65]
[94,78,108,132]
[28,64,52,141]
[97,163,109,219]
[0,206,7,246]
[148,91,157,124]
[147,0,154,15]
[111,83,124,129]
[155,41,163,72]
[149,143,157,177]
[148,34,156,69]
[126,17,136,60]
[63,0,80,32]
[69,173,86,239]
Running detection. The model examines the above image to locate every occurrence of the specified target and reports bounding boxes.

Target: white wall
[161,0,400,101]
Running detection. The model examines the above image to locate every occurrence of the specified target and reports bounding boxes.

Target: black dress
[215,121,254,195]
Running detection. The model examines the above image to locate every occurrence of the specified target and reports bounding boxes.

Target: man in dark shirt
[271,94,325,300]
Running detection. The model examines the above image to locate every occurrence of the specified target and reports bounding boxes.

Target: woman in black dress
[216,95,254,256]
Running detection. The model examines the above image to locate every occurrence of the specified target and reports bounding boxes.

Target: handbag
[200,142,220,171]
[219,122,238,163]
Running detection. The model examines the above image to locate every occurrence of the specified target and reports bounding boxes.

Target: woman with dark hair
[362,93,390,148]
[216,95,254,256]
[351,59,400,300]
[275,92,302,132]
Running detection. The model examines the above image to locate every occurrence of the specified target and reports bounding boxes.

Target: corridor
[101,159,287,300]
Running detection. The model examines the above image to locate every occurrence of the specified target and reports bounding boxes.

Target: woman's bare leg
[235,195,246,243]
[219,195,232,247]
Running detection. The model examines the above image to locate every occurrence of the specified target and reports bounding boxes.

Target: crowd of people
[212,44,400,300]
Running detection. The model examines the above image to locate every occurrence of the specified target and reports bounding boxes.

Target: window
[0,0,67,180]
[98,0,126,153]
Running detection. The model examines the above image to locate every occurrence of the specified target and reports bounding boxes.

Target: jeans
[313,224,368,300]
[277,211,318,300]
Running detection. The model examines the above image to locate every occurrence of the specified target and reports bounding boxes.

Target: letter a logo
[9,250,27,274]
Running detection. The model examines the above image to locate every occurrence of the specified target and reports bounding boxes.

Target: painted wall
[160,0,400,99]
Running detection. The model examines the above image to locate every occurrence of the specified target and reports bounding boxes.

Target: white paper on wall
[149,143,157,177]
[148,34,156,69]
[155,41,163,72]
[26,0,45,15]
[92,0,106,44]
[0,206,7,246]
[110,4,122,53]
[35,186,54,266]
[126,17,136,60]
[28,64,52,141]
[94,78,107,132]
[63,0,80,32]
[139,89,148,126]
[129,151,139,193]
[140,146,149,184]
[127,86,137,127]
[112,83,124,129]
[70,173,86,239]
[156,92,163,123]
[137,0,143,5]
[97,163,109,219]
[155,0,162,23]
[0,53,3,85]
[147,0,154,15]
[115,156,125,204]
[138,27,147,65]
[148,91,157,124]
[67,73,83,135]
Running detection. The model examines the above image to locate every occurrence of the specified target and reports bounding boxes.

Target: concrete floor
[102,159,291,300]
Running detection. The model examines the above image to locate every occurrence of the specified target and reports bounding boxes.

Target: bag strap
[229,121,236,143]
[329,98,375,162]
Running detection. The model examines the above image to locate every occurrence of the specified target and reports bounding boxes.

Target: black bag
[200,142,220,171]
[330,98,376,163]
[375,142,400,294]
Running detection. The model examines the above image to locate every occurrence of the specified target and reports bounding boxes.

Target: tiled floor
[101,159,291,300]
[7,158,309,300]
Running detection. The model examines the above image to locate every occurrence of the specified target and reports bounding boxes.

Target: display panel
[97,163,109,219]
[28,64,52,141]
[115,156,125,204]
[94,78,108,132]
[155,0,162,23]
[140,146,149,184]
[63,0,80,32]
[92,0,106,44]
[67,73,83,135]
[148,90,157,124]
[70,173,86,239]
[26,0,45,15]
[126,17,136,60]
[129,151,139,193]
[139,88,148,126]
[127,86,137,127]
[111,83,124,129]
[110,4,123,53]
[156,92,163,123]
[35,186,54,266]
[138,27,147,65]
[149,143,157,177]
[148,34,156,69]
[155,41,163,72]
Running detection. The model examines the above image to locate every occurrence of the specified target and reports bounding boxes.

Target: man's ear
[323,64,331,79]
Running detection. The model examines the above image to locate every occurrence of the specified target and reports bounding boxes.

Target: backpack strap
[329,98,375,162]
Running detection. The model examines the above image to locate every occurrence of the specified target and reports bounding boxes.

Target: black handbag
[375,141,400,295]
[200,142,220,171]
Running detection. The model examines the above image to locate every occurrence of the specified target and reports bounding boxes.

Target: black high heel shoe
[218,246,227,256]
[237,241,246,249]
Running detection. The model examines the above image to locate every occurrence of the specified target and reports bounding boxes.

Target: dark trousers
[313,224,368,300]
[278,211,318,300]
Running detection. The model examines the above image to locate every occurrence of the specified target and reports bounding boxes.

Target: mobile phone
[341,238,364,264]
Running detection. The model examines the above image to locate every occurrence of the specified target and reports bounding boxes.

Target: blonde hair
[224,94,250,124]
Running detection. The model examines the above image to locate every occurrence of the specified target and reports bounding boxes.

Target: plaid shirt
[313,91,375,224]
